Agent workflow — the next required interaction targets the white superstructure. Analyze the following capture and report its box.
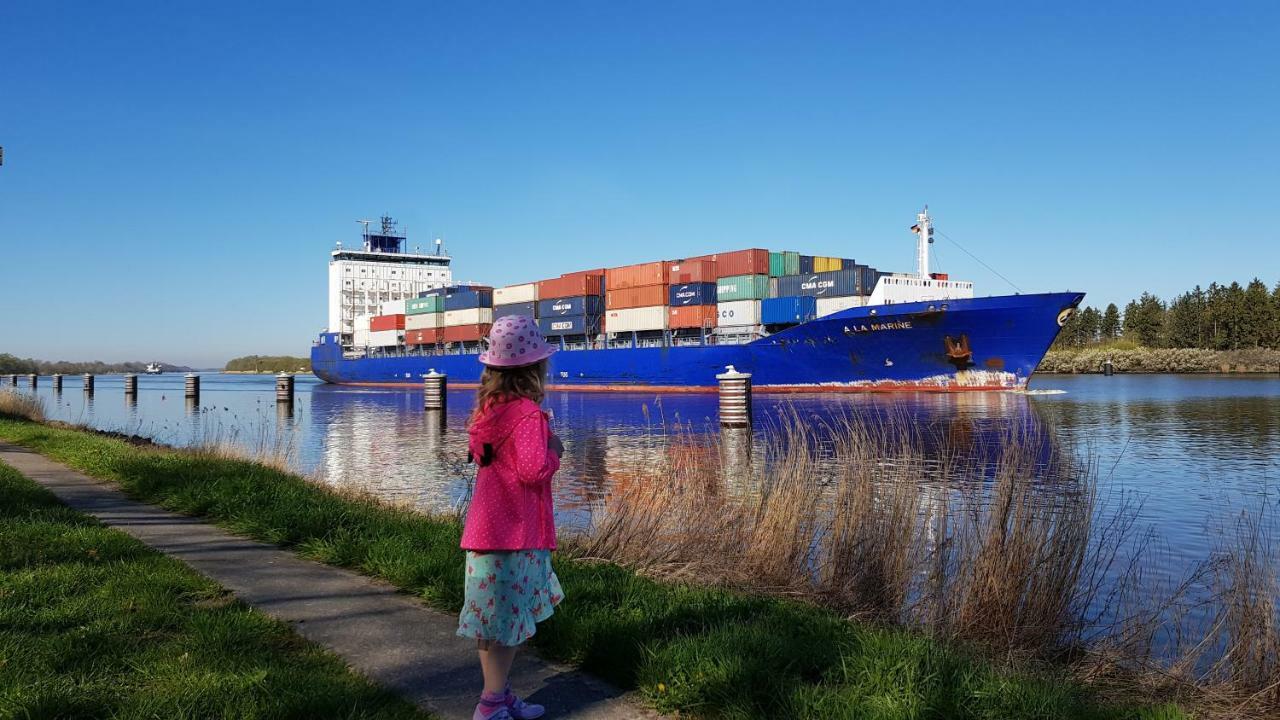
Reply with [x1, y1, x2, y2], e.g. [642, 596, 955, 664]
[864, 206, 974, 306]
[327, 216, 453, 337]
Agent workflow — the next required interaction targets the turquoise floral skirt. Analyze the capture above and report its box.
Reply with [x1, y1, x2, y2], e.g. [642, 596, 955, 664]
[457, 550, 563, 646]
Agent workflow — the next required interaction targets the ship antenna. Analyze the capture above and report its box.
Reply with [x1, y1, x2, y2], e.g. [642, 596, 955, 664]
[911, 206, 934, 278]
[357, 219, 372, 250]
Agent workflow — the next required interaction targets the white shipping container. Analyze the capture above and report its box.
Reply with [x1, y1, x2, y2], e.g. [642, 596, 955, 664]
[816, 296, 866, 317]
[355, 314, 373, 332]
[379, 299, 407, 316]
[717, 300, 762, 327]
[405, 312, 443, 331]
[494, 282, 538, 305]
[369, 329, 401, 347]
[353, 329, 371, 347]
[443, 308, 494, 327]
[606, 305, 668, 333]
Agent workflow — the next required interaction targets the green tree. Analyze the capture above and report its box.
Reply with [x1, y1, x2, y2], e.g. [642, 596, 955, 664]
[1242, 278, 1275, 348]
[1077, 306, 1101, 345]
[1100, 303, 1120, 340]
[1166, 286, 1207, 348]
[1123, 293, 1166, 347]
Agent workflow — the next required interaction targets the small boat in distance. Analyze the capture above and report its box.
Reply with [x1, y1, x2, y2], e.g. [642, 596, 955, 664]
[144, 363, 163, 375]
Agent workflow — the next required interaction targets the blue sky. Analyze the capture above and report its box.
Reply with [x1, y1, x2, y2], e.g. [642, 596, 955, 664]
[2, 1, 1277, 367]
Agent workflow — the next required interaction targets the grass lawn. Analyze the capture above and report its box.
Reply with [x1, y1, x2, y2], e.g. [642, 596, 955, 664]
[0, 459, 427, 719]
[0, 415, 1187, 719]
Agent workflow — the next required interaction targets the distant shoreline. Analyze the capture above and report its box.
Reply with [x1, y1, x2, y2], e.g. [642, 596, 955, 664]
[1039, 346, 1280, 375]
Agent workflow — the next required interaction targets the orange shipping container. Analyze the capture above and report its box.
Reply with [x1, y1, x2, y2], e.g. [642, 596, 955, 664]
[607, 285, 668, 310]
[685, 249, 769, 278]
[667, 259, 718, 284]
[537, 271, 604, 298]
[442, 324, 491, 343]
[606, 261, 668, 290]
[405, 328, 440, 345]
[370, 314, 405, 331]
[669, 305, 718, 329]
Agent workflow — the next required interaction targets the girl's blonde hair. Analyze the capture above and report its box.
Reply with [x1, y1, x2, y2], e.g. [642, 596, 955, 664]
[468, 359, 548, 426]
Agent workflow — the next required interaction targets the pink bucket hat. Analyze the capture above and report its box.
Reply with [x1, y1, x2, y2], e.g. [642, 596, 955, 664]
[478, 315, 556, 368]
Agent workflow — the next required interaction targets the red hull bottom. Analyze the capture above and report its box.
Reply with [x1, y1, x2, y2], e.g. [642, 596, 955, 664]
[333, 380, 1023, 394]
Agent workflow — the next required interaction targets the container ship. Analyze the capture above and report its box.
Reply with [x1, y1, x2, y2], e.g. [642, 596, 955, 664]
[311, 210, 1083, 392]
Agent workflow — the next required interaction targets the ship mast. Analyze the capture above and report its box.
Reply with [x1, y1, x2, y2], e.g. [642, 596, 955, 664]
[912, 206, 933, 278]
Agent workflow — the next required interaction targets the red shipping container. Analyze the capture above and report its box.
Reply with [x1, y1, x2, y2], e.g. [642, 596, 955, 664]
[606, 261, 668, 290]
[669, 305, 718, 329]
[537, 271, 604, 298]
[667, 259, 718, 284]
[442, 324, 492, 343]
[606, 285, 668, 310]
[370, 314, 406, 331]
[405, 328, 439, 345]
[683, 249, 768, 278]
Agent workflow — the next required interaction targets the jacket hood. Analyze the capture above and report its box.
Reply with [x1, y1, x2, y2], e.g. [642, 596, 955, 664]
[468, 397, 542, 449]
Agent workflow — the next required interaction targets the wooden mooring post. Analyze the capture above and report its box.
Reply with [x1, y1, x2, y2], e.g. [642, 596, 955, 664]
[184, 373, 199, 399]
[275, 373, 295, 404]
[124, 374, 138, 395]
[423, 370, 447, 412]
[1102, 359, 1115, 376]
[51, 374, 63, 392]
[716, 365, 752, 429]
[26, 374, 37, 389]
[82, 374, 94, 394]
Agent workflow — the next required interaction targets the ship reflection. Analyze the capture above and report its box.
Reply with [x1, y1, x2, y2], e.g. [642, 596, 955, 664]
[308, 384, 1052, 530]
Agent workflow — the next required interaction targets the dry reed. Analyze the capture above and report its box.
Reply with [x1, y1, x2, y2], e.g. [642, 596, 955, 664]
[0, 389, 46, 423]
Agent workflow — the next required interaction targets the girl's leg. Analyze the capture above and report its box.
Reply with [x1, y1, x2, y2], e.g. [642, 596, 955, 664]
[477, 640, 518, 694]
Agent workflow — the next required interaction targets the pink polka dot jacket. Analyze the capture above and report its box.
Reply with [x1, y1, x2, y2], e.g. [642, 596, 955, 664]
[461, 397, 560, 552]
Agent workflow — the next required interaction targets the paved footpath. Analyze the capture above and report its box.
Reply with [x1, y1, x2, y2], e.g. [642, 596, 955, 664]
[0, 443, 660, 720]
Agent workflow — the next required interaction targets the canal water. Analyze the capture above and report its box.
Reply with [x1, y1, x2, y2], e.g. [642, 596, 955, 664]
[15, 372, 1280, 602]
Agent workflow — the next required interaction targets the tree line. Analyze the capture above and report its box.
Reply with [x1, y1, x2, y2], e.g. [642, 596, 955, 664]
[224, 355, 311, 373]
[1055, 278, 1280, 350]
[0, 354, 193, 375]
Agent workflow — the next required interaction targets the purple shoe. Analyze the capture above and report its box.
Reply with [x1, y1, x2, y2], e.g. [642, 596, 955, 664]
[506, 687, 545, 719]
[473, 705, 513, 720]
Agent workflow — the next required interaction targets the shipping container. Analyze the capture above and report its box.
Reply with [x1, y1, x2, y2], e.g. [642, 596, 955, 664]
[353, 329, 370, 347]
[776, 269, 861, 298]
[443, 308, 494, 327]
[814, 256, 842, 273]
[667, 259, 717, 284]
[716, 274, 770, 301]
[816, 296, 866, 317]
[782, 251, 800, 276]
[606, 261, 668, 290]
[860, 267, 880, 294]
[840, 258, 857, 270]
[668, 305, 718, 329]
[537, 272, 604, 298]
[418, 285, 455, 298]
[538, 315, 599, 337]
[405, 312, 443, 331]
[769, 252, 786, 278]
[493, 302, 537, 320]
[716, 300, 762, 327]
[606, 306, 668, 333]
[930, 272, 950, 280]
[799, 255, 815, 274]
[494, 283, 538, 305]
[370, 314, 405, 331]
[442, 324, 491, 343]
[606, 285, 668, 310]
[444, 288, 494, 311]
[405, 328, 440, 345]
[369, 329, 401, 347]
[406, 296, 443, 314]
[768, 277, 779, 298]
[761, 296, 817, 325]
[686, 248, 769, 277]
[668, 282, 717, 306]
[379, 299, 407, 316]
[538, 295, 605, 317]
[354, 314, 373, 332]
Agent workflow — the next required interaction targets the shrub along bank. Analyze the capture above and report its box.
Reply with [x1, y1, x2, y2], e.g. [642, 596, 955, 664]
[0, 459, 425, 719]
[0, 415, 1185, 719]
[1040, 345, 1280, 374]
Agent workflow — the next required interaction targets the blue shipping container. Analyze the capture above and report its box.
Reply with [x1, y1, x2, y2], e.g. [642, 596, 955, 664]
[776, 269, 861, 298]
[538, 295, 605, 317]
[418, 285, 457, 298]
[668, 282, 717, 306]
[493, 302, 537, 320]
[761, 296, 817, 324]
[799, 255, 815, 274]
[444, 288, 494, 311]
[840, 258, 857, 270]
[539, 314, 598, 336]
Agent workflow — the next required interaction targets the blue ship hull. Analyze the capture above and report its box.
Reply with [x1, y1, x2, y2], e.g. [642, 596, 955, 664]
[311, 292, 1083, 392]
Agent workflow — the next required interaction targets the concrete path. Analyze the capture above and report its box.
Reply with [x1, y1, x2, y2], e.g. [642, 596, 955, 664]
[0, 443, 659, 720]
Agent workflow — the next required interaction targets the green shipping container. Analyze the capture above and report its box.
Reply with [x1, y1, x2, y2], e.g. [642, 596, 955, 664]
[717, 273, 771, 301]
[769, 252, 784, 277]
[783, 251, 800, 276]
[406, 296, 443, 314]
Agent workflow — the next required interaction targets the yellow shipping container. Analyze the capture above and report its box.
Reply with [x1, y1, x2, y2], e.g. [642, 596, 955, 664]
[815, 256, 841, 272]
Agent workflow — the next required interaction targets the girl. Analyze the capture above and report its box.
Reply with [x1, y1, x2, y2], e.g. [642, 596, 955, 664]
[458, 315, 564, 720]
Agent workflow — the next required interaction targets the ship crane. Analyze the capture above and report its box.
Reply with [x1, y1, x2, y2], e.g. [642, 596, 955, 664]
[911, 206, 934, 278]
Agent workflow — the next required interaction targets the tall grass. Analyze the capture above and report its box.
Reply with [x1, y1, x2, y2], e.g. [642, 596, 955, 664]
[572, 405, 1280, 717]
[0, 389, 45, 422]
